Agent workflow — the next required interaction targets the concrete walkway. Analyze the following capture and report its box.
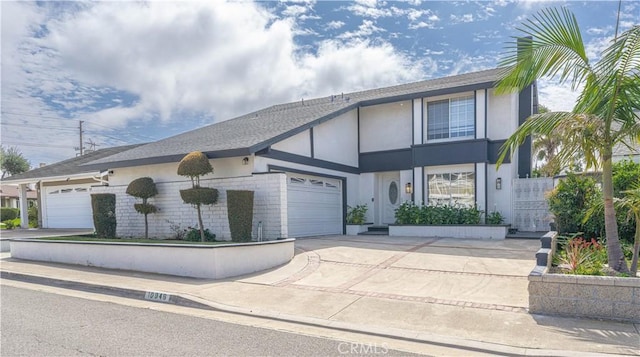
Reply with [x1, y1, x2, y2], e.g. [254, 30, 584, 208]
[1, 235, 638, 356]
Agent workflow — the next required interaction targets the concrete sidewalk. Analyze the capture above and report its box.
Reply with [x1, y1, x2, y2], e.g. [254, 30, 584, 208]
[1, 236, 638, 356]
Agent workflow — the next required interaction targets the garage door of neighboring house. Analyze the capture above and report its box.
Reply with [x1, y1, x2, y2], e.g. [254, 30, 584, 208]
[44, 184, 94, 229]
[287, 173, 343, 237]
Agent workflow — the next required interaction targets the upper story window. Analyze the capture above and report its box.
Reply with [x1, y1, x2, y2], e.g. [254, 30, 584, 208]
[426, 95, 475, 141]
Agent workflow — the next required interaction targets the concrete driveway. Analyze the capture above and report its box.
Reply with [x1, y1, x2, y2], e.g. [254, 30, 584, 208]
[240, 235, 539, 311]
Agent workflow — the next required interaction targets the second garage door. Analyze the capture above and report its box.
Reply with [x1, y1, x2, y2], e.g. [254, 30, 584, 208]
[44, 184, 94, 229]
[287, 173, 343, 237]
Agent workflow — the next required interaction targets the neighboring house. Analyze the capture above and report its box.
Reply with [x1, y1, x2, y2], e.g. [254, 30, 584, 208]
[0, 185, 37, 209]
[3, 68, 536, 238]
[612, 141, 640, 164]
[2, 145, 142, 228]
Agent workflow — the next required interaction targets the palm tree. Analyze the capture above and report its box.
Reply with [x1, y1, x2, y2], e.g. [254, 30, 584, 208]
[496, 7, 640, 273]
[533, 133, 561, 176]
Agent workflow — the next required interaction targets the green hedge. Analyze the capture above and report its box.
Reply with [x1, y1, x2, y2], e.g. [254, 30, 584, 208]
[395, 202, 482, 225]
[91, 193, 116, 238]
[180, 187, 219, 206]
[1, 208, 19, 221]
[227, 190, 254, 242]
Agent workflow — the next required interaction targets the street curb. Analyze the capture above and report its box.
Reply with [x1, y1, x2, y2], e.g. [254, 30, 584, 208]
[1, 270, 633, 357]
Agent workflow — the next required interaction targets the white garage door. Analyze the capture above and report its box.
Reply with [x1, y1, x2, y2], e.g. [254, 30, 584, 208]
[287, 173, 343, 237]
[44, 185, 94, 229]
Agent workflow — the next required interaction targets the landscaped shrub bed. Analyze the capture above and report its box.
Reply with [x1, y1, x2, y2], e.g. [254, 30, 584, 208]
[552, 234, 635, 276]
[395, 202, 483, 225]
[548, 161, 639, 245]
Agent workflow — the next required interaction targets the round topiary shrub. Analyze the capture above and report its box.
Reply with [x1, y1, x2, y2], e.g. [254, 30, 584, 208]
[126, 177, 158, 199]
[126, 177, 158, 239]
[177, 151, 213, 185]
[179, 188, 219, 206]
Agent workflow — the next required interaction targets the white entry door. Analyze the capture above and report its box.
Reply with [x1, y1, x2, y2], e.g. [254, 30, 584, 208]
[286, 173, 343, 237]
[43, 184, 94, 229]
[379, 172, 400, 224]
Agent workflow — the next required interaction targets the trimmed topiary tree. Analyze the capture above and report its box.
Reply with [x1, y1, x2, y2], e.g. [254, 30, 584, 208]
[126, 177, 158, 239]
[227, 190, 254, 242]
[177, 151, 218, 242]
[90, 193, 116, 238]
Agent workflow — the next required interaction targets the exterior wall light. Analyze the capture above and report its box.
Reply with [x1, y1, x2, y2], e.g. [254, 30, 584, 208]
[242, 157, 249, 165]
[405, 182, 413, 194]
[496, 177, 502, 190]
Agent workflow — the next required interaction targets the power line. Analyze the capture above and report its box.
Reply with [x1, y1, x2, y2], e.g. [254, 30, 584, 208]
[0, 122, 78, 131]
[1, 141, 75, 149]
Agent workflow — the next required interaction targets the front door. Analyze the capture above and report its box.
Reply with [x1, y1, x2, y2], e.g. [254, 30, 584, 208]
[379, 172, 400, 225]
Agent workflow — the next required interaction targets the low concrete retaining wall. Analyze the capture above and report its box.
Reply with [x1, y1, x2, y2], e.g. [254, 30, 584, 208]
[346, 224, 372, 236]
[1, 239, 9, 252]
[528, 232, 640, 322]
[389, 224, 508, 239]
[10, 238, 295, 279]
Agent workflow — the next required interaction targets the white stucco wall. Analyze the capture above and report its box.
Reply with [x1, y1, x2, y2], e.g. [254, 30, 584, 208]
[475, 162, 487, 217]
[487, 163, 514, 224]
[94, 172, 287, 240]
[272, 130, 311, 157]
[360, 101, 412, 152]
[399, 169, 413, 204]
[108, 157, 254, 186]
[313, 110, 359, 167]
[413, 98, 423, 145]
[357, 173, 375, 223]
[487, 89, 518, 140]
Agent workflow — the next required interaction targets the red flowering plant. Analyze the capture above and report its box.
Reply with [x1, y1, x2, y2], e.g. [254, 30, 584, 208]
[557, 237, 606, 275]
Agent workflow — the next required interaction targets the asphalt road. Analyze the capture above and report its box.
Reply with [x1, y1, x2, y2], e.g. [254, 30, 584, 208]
[1, 285, 424, 357]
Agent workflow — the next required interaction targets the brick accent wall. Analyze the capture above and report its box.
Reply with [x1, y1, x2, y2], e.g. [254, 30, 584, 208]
[93, 173, 287, 240]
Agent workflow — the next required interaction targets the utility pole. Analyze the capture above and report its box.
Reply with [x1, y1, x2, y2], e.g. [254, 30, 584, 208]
[79, 120, 84, 156]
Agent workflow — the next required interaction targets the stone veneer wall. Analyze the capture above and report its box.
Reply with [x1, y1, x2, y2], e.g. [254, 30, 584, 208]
[528, 232, 640, 322]
[93, 173, 287, 240]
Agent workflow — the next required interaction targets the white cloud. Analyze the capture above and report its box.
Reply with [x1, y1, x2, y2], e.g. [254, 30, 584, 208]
[2, 1, 427, 164]
[325, 20, 345, 30]
[537, 78, 581, 112]
[337, 19, 385, 40]
[450, 13, 474, 24]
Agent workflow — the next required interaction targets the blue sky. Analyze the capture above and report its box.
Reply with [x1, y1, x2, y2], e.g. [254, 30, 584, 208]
[1, 0, 638, 167]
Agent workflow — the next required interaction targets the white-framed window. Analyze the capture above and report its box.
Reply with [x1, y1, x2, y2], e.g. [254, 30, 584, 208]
[426, 164, 475, 206]
[425, 95, 475, 141]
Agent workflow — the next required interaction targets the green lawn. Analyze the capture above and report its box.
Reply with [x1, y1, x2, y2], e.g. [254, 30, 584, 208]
[36, 236, 231, 245]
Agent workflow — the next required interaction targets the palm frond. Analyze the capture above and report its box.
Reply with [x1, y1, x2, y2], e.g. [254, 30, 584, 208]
[496, 7, 592, 94]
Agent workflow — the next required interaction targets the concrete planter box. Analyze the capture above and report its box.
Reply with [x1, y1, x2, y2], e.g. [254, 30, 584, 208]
[1, 239, 9, 252]
[389, 224, 508, 239]
[10, 238, 295, 279]
[346, 223, 373, 236]
[529, 232, 640, 322]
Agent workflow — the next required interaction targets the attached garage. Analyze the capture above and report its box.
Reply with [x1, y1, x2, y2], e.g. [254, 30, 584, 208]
[286, 173, 343, 237]
[43, 184, 94, 229]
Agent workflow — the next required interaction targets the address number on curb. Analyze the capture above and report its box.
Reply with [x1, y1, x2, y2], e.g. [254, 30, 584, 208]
[144, 291, 171, 302]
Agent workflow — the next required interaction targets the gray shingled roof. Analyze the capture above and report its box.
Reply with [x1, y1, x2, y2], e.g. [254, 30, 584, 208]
[86, 67, 506, 168]
[2, 144, 143, 183]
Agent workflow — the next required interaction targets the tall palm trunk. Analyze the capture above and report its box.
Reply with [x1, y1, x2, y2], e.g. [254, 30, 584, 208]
[601, 151, 629, 273]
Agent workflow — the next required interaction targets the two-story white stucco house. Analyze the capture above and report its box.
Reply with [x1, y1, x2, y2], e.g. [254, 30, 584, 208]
[5, 68, 537, 239]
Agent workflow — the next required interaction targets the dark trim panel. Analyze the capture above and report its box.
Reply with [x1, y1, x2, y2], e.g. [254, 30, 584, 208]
[267, 164, 347, 235]
[413, 139, 487, 166]
[259, 149, 359, 174]
[359, 148, 412, 172]
[488, 140, 510, 164]
[309, 127, 315, 158]
[518, 85, 533, 178]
